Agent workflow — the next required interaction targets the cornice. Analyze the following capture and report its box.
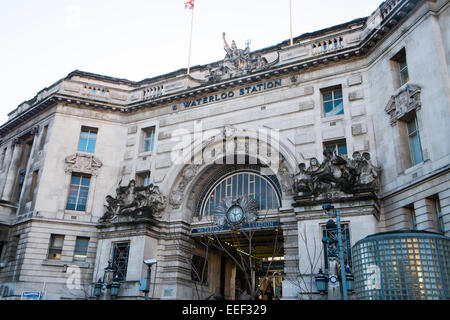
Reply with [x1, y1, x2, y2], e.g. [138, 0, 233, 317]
[0, 0, 423, 136]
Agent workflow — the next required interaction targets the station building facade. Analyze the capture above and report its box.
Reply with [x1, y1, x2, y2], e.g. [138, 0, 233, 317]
[0, 0, 448, 300]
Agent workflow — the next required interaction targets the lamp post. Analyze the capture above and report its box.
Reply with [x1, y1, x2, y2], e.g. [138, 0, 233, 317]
[142, 259, 157, 300]
[322, 204, 348, 300]
[93, 260, 121, 300]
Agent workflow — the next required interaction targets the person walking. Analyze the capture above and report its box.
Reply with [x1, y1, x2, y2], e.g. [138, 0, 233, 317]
[264, 282, 274, 301]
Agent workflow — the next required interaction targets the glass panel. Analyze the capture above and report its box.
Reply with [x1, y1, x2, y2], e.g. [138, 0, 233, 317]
[261, 179, 267, 210]
[71, 175, 81, 185]
[81, 176, 91, 187]
[334, 89, 343, 99]
[232, 175, 238, 198]
[337, 143, 347, 155]
[407, 118, 417, 134]
[86, 140, 96, 153]
[255, 176, 261, 208]
[244, 174, 248, 194]
[409, 134, 423, 165]
[238, 174, 243, 196]
[334, 99, 344, 115]
[78, 138, 87, 152]
[323, 91, 332, 101]
[324, 101, 334, 115]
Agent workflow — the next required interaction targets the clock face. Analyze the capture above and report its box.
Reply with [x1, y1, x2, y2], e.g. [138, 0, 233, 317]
[329, 275, 338, 284]
[227, 205, 244, 224]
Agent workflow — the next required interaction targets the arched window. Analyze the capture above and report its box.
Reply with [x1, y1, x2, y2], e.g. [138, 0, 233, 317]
[201, 171, 281, 217]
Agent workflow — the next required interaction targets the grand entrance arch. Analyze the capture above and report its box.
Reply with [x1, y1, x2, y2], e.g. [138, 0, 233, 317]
[161, 127, 298, 300]
[187, 162, 286, 300]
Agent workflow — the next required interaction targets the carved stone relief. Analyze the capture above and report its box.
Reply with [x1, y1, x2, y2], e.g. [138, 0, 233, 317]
[294, 150, 380, 197]
[385, 83, 421, 125]
[100, 179, 167, 223]
[64, 153, 103, 176]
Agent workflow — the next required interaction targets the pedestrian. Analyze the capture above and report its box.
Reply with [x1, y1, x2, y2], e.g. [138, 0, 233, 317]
[264, 282, 274, 301]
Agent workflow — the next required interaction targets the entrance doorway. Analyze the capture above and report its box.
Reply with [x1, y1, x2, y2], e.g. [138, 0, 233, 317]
[192, 226, 284, 300]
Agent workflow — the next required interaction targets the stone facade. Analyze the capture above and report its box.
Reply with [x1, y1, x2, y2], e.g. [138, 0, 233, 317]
[0, 0, 448, 300]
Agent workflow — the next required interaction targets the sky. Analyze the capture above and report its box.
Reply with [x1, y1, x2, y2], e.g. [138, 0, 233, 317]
[0, 0, 383, 124]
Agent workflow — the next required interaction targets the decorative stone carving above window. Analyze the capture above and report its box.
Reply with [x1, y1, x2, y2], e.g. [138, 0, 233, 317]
[64, 153, 103, 176]
[385, 83, 421, 125]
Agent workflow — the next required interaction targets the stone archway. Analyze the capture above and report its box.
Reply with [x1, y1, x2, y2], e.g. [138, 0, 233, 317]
[155, 126, 299, 299]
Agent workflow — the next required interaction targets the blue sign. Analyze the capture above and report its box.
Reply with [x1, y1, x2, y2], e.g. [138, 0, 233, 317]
[191, 220, 280, 235]
[21, 291, 42, 300]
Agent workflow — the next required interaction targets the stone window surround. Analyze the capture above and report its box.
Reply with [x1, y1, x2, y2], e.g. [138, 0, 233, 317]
[320, 85, 345, 118]
[137, 123, 158, 157]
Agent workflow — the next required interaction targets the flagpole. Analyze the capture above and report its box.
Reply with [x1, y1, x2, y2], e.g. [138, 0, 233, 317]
[187, 7, 195, 75]
[290, 0, 294, 46]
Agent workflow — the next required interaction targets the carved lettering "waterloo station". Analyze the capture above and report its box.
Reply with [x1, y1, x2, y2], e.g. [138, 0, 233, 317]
[183, 79, 282, 108]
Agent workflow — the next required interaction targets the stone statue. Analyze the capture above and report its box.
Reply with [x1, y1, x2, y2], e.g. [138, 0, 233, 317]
[100, 180, 167, 223]
[293, 151, 380, 196]
[223, 32, 248, 70]
[208, 33, 270, 82]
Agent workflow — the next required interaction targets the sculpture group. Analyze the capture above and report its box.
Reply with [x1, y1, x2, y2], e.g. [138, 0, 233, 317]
[294, 151, 380, 197]
[100, 180, 167, 222]
[207, 33, 271, 82]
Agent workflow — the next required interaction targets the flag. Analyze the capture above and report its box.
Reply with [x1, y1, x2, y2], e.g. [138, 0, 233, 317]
[185, 0, 195, 10]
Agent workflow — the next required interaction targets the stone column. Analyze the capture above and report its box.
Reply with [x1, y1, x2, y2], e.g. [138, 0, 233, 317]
[413, 199, 439, 232]
[0, 146, 13, 196]
[280, 210, 299, 300]
[438, 189, 450, 237]
[2, 142, 23, 202]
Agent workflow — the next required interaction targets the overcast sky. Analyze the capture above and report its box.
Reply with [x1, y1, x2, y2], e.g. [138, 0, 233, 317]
[0, 0, 383, 124]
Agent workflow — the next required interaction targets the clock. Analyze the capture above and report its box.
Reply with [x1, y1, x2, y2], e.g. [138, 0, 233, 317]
[227, 205, 244, 224]
[329, 275, 338, 284]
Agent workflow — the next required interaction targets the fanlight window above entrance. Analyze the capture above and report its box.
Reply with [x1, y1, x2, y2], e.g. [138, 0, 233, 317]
[201, 171, 281, 217]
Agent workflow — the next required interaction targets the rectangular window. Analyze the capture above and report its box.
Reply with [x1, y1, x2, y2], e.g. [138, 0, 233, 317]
[8, 236, 20, 263]
[322, 86, 344, 117]
[0, 241, 4, 262]
[191, 255, 208, 284]
[73, 237, 89, 261]
[28, 170, 39, 202]
[39, 125, 48, 151]
[0, 148, 6, 169]
[142, 127, 155, 153]
[78, 127, 98, 153]
[322, 224, 351, 270]
[48, 235, 64, 260]
[435, 199, 445, 233]
[398, 50, 409, 86]
[112, 242, 130, 281]
[66, 174, 91, 211]
[136, 171, 151, 187]
[324, 139, 347, 156]
[407, 115, 423, 166]
[410, 208, 417, 230]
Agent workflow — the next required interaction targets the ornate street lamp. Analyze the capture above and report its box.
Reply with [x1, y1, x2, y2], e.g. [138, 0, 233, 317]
[110, 276, 121, 298]
[322, 204, 349, 300]
[345, 266, 355, 293]
[94, 278, 102, 298]
[93, 260, 121, 299]
[314, 268, 328, 293]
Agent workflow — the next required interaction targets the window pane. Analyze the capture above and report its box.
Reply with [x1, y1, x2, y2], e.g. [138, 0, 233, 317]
[337, 143, 347, 155]
[78, 138, 87, 152]
[324, 101, 334, 115]
[334, 99, 344, 115]
[86, 140, 96, 153]
[81, 177, 91, 187]
[409, 134, 423, 165]
[334, 89, 343, 99]
[323, 91, 332, 101]
[71, 175, 81, 185]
